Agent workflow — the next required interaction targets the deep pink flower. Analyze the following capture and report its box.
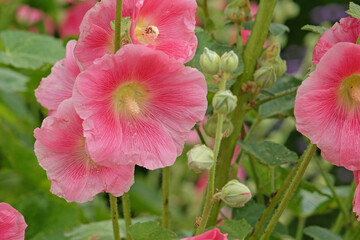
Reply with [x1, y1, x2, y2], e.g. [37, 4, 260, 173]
[59, 0, 96, 38]
[35, 40, 80, 113]
[34, 99, 135, 203]
[16, 5, 43, 25]
[313, 17, 360, 65]
[72, 44, 207, 169]
[75, 0, 197, 69]
[181, 228, 228, 240]
[0, 203, 27, 240]
[295, 42, 360, 171]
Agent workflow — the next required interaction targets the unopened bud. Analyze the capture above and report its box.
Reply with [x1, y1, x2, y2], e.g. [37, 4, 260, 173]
[218, 180, 251, 208]
[273, 56, 287, 77]
[260, 43, 281, 63]
[220, 51, 239, 73]
[212, 90, 237, 114]
[200, 48, 220, 75]
[187, 145, 214, 173]
[254, 66, 277, 89]
[204, 116, 234, 138]
[224, 0, 252, 24]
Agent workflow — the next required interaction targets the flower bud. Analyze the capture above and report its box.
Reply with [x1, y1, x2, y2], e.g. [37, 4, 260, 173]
[187, 145, 214, 173]
[273, 56, 287, 77]
[254, 66, 277, 89]
[212, 90, 237, 114]
[203, 116, 234, 138]
[200, 47, 220, 75]
[260, 43, 281, 62]
[219, 180, 251, 208]
[220, 51, 239, 73]
[224, 0, 252, 24]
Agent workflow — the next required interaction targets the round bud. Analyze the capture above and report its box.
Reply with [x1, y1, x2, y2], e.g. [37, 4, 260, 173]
[220, 51, 239, 73]
[273, 56, 287, 77]
[212, 90, 238, 114]
[204, 116, 234, 138]
[224, 0, 252, 24]
[187, 145, 214, 174]
[254, 66, 277, 89]
[219, 180, 251, 208]
[200, 47, 221, 75]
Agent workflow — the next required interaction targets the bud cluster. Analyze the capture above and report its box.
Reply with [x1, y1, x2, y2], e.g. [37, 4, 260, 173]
[224, 0, 252, 25]
[200, 48, 239, 75]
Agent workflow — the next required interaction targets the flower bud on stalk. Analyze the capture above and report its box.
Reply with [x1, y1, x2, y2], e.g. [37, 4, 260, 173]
[220, 51, 239, 73]
[212, 90, 238, 114]
[254, 66, 277, 89]
[204, 115, 234, 138]
[200, 48, 220, 75]
[217, 180, 251, 208]
[224, 0, 252, 24]
[187, 145, 214, 173]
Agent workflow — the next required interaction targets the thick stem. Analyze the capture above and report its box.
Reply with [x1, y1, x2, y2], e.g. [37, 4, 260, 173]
[114, 0, 123, 53]
[203, 0, 209, 18]
[109, 194, 121, 240]
[208, 0, 278, 226]
[122, 192, 132, 240]
[162, 167, 170, 229]
[260, 144, 317, 240]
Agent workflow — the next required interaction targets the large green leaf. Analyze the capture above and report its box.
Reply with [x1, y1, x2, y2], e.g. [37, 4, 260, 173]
[301, 25, 328, 35]
[346, 2, 360, 19]
[232, 200, 265, 227]
[304, 226, 343, 240]
[0, 30, 65, 69]
[243, 21, 289, 36]
[239, 141, 298, 167]
[300, 190, 331, 216]
[128, 221, 177, 240]
[0, 67, 29, 92]
[218, 220, 252, 240]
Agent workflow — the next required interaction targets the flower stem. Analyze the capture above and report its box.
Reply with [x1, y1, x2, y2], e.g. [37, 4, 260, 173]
[162, 167, 170, 229]
[255, 87, 298, 107]
[259, 144, 317, 240]
[295, 216, 306, 240]
[122, 192, 132, 240]
[114, 0, 123, 53]
[109, 194, 121, 240]
[203, 0, 209, 18]
[195, 124, 207, 146]
[270, 167, 275, 193]
[249, 154, 264, 205]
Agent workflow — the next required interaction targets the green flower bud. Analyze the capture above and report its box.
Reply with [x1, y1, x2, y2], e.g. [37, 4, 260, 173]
[254, 66, 277, 89]
[212, 90, 238, 114]
[259, 43, 281, 63]
[187, 145, 214, 173]
[224, 0, 252, 24]
[273, 56, 287, 77]
[220, 51, 239, 73]
[200, 47, 220, 75]
[219, 180, 251, 208]
[203, 116, 234, 138]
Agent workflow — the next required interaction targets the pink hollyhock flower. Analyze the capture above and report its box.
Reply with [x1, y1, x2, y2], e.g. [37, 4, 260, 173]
[75, 0, 197, 69]
[72, 44, 207, 170]
[59, 0, 96, 38]
[35, 40, 80, 113]
[294, 42, 360, 171]
[181, 228, 228, 240]
[0, 203, 27, 240]
[313, 17, 360, 65]
[34, 99, 135, 203]
[16, 5, 44, 25]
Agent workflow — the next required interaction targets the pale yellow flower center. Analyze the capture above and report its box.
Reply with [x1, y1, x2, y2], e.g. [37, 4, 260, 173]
[135, 24, 159, 44]
[339, 74, 360, 109]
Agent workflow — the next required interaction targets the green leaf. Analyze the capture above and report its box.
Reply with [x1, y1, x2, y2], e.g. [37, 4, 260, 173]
[239, 141, 298, 167]
[300, 190, 331, 216]
[232, 200, 265, 227]
[0, 30, 65, 69]
[0, 67, 28, 92]
[218, 220, 252, 240]
[346, 2, 360, 19]
[128, 221, 177, 240]
[243, 21, 289, 36]
[301, 24, 328, 35]
[258, 76, 301, 118]
[304, 226, 343, 240]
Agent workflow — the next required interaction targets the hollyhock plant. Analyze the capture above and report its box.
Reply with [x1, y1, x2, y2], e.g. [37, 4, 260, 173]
[181, 228, 228, 240]
[294, 42, 360, 171]
[75, 0, 197, 69]
[35, 40, 80, 113]
[34, 99, 135, 203]
[72, 44, 207, 170]
[312, 17, 360, 65]
[0, 203, 27, 240]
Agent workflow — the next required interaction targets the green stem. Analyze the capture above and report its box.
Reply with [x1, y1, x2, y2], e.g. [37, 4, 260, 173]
[260, 144, 317, 240]
[249, 154, 264, 205]
[195, 124, 207, 146]
[315, 158, 349, 221]
[203, 0, 209, 18]
[270, 167, 275, 193]
[249, 144, 316, 240]
[109, 194, 121, 240]
[122, 192, 132, 240]
[114, 0, 123, 53]
[295, 216, 306, 240]
[162, 167, 170, 229]
[208, 0, 277, 226]
[256, 87, 298, 107]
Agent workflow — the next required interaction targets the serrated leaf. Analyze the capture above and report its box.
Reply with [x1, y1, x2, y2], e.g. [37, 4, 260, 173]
[301, 24, 328, 35]
[346, 2, 360, 19]
[0, 30, 65, 69]
[0, 67, 28, 92]
[239, 141, 298, 167]
[304, 226, 343, 240]
[243, 21, 289, 36]
[218, 220, 252, 240]
[128, 221, 177, 240]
